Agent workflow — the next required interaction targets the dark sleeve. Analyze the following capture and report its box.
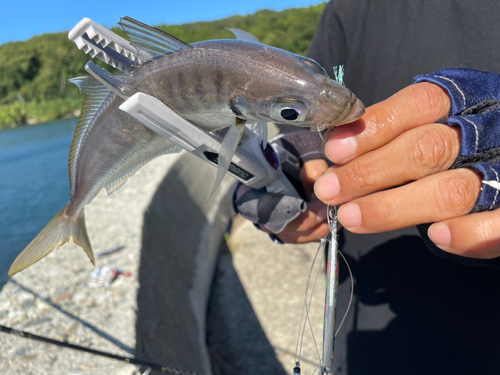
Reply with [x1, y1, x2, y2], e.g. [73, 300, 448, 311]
[271, 131, 326, 167]
[306, 0, 348, 78]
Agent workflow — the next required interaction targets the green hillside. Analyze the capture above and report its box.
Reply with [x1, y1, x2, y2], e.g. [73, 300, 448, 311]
[0, 3, 326, 130]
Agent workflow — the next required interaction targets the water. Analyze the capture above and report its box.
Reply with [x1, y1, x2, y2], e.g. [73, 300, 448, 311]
[0, 118, 78, 284]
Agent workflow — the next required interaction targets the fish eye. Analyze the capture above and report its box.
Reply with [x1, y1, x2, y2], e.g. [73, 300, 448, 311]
[281, 108, 299, 121]
[270, 100, 308, 123]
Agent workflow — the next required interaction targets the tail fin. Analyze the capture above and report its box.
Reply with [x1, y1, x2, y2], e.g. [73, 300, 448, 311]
[8, 207, 94, 276]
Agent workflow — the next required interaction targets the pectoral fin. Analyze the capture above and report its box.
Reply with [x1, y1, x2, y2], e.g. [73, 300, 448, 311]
[250, 122, 269, 146]
[207, 119, 245, 203]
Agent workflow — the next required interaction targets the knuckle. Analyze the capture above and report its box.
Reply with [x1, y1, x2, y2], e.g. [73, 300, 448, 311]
[475, 214, 500, 240]
[461, 220, 500, 259]
[435, 173, 477, 216]
[344, 159, 378, 190]
[477, 220, 496, 244]
[411, 83, 450, 120]
[371, 199, 399, 229]
[407, 126, 457, 175]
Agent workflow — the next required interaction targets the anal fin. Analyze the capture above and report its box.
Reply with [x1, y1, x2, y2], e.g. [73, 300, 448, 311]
[207, 119, 245, 203]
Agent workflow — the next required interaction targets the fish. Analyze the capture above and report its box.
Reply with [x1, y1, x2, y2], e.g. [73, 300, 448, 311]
[8, 17, 364, 276]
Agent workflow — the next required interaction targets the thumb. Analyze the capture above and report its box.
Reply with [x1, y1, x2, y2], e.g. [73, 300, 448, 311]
[300, 159, 329, 201]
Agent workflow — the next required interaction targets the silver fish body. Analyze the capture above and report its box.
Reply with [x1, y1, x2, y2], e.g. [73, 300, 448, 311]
[128, 39, 363, 131]
[9, 23, 364, 276]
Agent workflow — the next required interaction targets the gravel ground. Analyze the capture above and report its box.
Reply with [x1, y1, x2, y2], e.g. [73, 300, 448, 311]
[207, 217, 328, 375]
[0, 154, 182, 375]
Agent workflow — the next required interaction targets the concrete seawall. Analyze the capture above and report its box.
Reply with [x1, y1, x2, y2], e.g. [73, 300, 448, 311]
[0, 151, 235, 374]
[134, 152, 235, 374]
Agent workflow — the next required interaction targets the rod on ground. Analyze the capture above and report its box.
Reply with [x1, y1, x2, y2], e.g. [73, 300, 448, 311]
[0, 325, 200, 375]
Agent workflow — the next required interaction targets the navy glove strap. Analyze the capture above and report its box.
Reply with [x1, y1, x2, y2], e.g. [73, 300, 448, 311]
[415, 68, 500, 213]
[415, 68, 500, 268]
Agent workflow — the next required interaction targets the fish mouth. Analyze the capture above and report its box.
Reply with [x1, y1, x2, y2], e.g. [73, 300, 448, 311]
[337, 95, 365, 126]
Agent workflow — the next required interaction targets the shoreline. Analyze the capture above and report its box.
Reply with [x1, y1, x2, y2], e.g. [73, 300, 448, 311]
[0, 110, 80, 131]
[25, 109, 81, 126]
[0, 100, 83, 131]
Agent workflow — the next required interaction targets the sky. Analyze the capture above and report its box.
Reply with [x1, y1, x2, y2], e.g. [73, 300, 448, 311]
[1, 0, 325, 45]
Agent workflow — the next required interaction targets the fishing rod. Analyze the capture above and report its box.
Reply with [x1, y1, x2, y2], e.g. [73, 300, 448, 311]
[0, 324, 200, 375]
[321, 206, 340, 374]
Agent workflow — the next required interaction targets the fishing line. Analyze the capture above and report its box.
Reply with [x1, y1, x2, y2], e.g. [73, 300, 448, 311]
[299, 241, 325, 364]
[335, 250, 354, 336]
[310, 364, 320, 375]
[294, 240, 325, 366]
[318, 131, 325, 142]
[0, 325, 200, 375]
[305, 300, 322, 365]
[294, 203, 355, 375]
[295, 240, 325, 365]
[293, 240, 322, 362]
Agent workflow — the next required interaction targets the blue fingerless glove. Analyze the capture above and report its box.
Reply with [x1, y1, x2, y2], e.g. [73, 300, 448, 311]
[415, 68, 500, 269]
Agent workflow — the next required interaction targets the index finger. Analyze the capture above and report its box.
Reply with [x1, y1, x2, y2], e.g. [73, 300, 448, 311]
[323, 83, 452, 164]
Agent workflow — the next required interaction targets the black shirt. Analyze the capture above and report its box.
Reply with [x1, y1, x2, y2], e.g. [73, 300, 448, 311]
[303, 1, 500, 374]
[308, 0, 500, 106]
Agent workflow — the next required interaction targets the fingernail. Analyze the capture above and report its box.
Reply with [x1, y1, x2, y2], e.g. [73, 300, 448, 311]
[325, 129, 358, 163]
[314, 173, 340, 202]
[315, 206, 328, 223]
[428, 223, 451, 248]
[338, 203, 362, 228]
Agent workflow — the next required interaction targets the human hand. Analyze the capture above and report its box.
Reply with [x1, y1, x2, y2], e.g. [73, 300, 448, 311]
[314, 82, 500, 259]
[236, 158, 330, 243]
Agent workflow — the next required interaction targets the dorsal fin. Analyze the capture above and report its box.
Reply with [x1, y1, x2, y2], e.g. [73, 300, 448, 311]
[119, 16, 193, 60]
[68, 75, 121, 194]
[226, 28, 260, 43]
